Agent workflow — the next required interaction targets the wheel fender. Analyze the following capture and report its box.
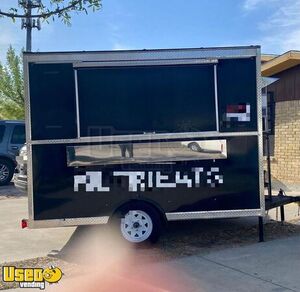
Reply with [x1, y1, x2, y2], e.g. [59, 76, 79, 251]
[109, 198, 167, 227]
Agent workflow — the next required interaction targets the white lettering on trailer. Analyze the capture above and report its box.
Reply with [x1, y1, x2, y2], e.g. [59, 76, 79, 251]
[156, 172, 176, 188]
[74, 171, 110, 192]
[74, 168, 224, 192]
[74, 175, 87, 192]
[113, 171, 145, 192]
[148, 171, 153, 188]
[192, 167, 204, 187]
[175, 172, 192, 187]
[207, 167, 223, 187]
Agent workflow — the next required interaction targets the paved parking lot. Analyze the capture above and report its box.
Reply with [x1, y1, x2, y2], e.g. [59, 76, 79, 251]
[153, 235, 300, 292]
[2, 183, 300, 291]
[0, 184, 75, 263]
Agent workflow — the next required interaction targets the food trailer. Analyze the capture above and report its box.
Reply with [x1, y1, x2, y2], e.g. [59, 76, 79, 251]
[22, 46, 265, 243]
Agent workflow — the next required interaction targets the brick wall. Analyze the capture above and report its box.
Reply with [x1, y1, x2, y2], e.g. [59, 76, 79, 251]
[271, 100, 300, 182]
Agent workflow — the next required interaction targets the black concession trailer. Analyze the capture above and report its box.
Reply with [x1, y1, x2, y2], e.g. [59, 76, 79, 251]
[23, 46, 264, 243]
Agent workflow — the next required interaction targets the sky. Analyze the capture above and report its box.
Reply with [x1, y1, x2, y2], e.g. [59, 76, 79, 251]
[1, 0, 300, 62]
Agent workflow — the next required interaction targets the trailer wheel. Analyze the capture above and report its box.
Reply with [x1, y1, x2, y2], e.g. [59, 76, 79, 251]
[188, 142, 202, 152]
[111, 202, 162, 244]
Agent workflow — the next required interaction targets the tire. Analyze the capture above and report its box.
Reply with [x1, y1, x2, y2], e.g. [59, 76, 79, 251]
[188, 142, 202, 152]
[0, 159, 14, 186]
[110, 202, 162, 244]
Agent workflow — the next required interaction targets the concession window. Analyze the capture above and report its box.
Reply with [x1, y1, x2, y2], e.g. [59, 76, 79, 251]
[76, 64, 217, 137]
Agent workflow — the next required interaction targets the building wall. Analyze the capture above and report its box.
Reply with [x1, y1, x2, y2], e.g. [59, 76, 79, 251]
[270, 100, 300, 183]
[265, 64, 300, 184]
[268, 64, 300, 102]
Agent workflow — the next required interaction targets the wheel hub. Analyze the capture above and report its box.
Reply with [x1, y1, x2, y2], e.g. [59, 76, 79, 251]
[133, 222, 140, 228]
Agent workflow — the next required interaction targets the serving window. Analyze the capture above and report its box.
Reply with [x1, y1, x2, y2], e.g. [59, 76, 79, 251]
[76, 64, 217, 137]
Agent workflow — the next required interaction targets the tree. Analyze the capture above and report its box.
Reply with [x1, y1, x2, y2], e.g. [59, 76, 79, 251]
[0, 47, 24, 120]
[0, 1, 101, 24]
[0, 0, 102, 51]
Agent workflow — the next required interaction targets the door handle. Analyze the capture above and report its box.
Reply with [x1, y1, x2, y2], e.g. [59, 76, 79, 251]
[11, 146, 18, 150]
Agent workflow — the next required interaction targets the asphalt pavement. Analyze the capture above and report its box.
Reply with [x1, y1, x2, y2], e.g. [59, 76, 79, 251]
[151, 235, 300, 292]
[2, 183, 300, 291]
[0, 185, 75, 263]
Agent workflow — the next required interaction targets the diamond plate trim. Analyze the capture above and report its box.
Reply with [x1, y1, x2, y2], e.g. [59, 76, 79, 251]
[23, 55, 34, 220]
[27, 216, 109, 228]
[29, 131, 259, 145]
[166, 209, 264, 221]
[256, 47, 265, 214]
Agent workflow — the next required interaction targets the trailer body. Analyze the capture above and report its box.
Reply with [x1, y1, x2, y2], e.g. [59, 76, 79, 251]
[23, 46, 264, 231]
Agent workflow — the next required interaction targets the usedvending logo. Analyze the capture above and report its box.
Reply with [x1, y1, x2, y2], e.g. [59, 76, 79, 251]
[74, 167, 223, 192]
[2, 266, 63, 290]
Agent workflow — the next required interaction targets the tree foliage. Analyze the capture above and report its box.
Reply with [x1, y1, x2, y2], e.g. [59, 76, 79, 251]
[0, 0, 101, 25]
[0, 1, 102, 119]
[0, 47, 24, 120]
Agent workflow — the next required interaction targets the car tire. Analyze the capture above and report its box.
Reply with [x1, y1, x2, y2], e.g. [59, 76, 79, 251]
[110, 202, 162, 244]
[0, 159, 14, 186]
[188, 142, 202, 152]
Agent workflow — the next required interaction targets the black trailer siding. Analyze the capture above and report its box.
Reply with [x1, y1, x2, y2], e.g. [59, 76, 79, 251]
[29, 63, 77, 140]
[27, 58, 258, 142]
[32, 136, 260, 220]
[217, 58, 257, 132]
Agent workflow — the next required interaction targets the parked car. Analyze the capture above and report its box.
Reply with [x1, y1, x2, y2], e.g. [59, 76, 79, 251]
[14, 144, 27, 192]
[0, 120, 25, 185]
[181, 140, 225, 153]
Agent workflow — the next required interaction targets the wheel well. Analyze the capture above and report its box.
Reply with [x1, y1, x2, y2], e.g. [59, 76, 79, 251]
[188, 142, 202, 150]
[110, 199, 168, 227]
[188, 142, 198, 146]
[0, 156, 15, 167]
